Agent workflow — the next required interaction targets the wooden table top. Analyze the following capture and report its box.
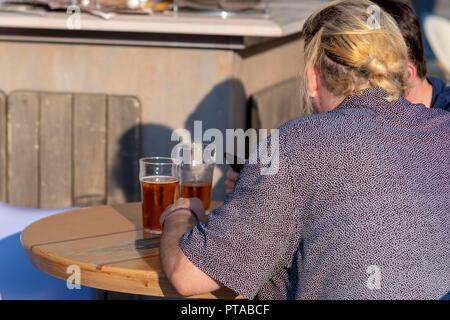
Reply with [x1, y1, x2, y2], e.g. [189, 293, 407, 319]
[21, 201, 243, 299]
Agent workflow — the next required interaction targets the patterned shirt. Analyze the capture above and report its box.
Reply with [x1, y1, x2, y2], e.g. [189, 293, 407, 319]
[179, 88, 450, 300]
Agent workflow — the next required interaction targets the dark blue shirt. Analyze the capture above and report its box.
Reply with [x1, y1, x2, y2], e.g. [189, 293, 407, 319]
[428, 76, 450, 111]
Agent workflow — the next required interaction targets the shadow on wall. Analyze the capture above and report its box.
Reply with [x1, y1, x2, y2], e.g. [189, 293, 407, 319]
[184, 78, 247, 201]
[113, 78, 247, 203]
[112, 124, 174, 203]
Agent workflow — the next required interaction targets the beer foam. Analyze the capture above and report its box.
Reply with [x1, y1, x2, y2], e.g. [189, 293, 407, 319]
[140, 175, 179, 184]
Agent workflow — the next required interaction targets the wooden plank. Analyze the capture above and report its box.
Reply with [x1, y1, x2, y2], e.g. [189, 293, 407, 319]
[106, 95, 142, 204]
[7, 91, 40, 208]
[22, 203, 143, 247]
[32, 230, 159, 267]
[39, 92, 72, 208]
[0, 91, 6, 203]
[73, 94, 107, 207]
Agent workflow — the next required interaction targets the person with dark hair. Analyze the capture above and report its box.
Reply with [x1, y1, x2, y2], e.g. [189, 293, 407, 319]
[371, 0, 449, 111]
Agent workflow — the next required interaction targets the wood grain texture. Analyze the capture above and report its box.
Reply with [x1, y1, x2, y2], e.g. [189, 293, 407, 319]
[7, 91, 40, 208]
[73, 94, 107, 207]
[21, 201, 243, 299]
[39, 92, 73, 208]
[4, 91, 142, 208]
[0, 91, 6, 202]
[106, 95, 142, 205]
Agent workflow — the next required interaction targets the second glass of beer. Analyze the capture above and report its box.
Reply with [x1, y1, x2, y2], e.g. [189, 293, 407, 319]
[140, 157, 179, 234]
[180, 143, 215, 210]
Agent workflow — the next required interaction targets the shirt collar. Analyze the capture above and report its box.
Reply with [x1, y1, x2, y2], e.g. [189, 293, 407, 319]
[336, 87, 410, 114]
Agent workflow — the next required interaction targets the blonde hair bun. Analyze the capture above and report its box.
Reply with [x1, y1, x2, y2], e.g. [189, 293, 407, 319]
[365, 57, 388, 77]
[300, 0, 409, 105]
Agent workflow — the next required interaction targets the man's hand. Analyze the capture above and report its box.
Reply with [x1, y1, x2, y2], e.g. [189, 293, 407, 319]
[160, 197, 207, 227]
[225, 168, 240, 195]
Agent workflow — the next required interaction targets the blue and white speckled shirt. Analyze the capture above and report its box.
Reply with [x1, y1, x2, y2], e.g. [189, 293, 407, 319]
[179, 88, 450, 300]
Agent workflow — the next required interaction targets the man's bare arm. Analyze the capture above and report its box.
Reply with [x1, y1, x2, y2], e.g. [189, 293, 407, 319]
[159, 199, 221, 296]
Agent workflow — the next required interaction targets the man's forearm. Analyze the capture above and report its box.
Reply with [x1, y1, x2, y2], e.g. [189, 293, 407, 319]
[160, 209, 222, 296]
[160, 210, 197, 283]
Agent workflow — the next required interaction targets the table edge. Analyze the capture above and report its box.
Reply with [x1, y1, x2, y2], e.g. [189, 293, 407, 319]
[20, 203, 243, 299]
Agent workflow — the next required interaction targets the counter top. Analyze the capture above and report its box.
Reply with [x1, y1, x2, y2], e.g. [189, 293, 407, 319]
[0, 1, 327, 37]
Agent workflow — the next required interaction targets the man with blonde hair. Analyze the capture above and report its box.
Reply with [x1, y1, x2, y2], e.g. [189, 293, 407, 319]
[225, 0, 450, 196]
[159, 0, 449, 300]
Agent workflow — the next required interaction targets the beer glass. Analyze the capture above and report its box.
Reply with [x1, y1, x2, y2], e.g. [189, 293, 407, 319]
[139, 157, 179, 234]
[179, 143, 216, 210]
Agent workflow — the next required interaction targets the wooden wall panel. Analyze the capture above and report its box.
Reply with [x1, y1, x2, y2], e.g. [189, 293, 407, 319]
[4, 91, 141, 208]
[107, 95, 142, 204]
[73, 94, 107, 207]
[39, 92, 73, 208]
[7, 92, 40, 208]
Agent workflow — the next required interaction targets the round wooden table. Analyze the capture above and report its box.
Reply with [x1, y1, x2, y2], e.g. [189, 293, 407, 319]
[21, 201, 242, 299]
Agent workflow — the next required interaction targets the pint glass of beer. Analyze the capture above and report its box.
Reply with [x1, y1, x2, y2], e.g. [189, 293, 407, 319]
[179, 143, 216, 210]
[139, 157, 179, 234]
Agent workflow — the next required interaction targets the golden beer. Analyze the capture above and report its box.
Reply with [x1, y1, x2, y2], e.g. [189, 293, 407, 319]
[180, 181, 212, 210]
[141, 176, 179, 233]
